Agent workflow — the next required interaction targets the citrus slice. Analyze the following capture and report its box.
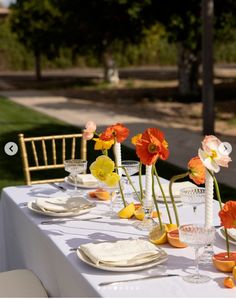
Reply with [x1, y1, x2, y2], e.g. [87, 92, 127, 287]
[166, 223, 178, 232]
[232, 266, 236, 280]
[224, 277, 235, 288]
[167, 229, 188, 248]
[94, 188, 110, 201]
[118, 203, 135, 219]
[134, 206, 145, 221]
[149, 224, 168, 245]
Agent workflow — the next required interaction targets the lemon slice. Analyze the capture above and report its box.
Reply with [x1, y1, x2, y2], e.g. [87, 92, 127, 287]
[118, 203, 135, 219]
[166, 223, 178, 232]
[134, 206, 145, 221]
[149, 224, 168, 245]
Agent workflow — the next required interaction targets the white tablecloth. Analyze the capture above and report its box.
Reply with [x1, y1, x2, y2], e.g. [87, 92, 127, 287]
[0, 178, 235, 298]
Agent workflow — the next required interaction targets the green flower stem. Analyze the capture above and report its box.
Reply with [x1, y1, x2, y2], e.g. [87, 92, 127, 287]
[102, 149, 108, 156]
[169, 172, 189, 226]
[118, 179, 126, 207]
[209, 170, 230, 257]
[139, 162, 144, 200]
[118, 166, 143, 204]
[153, 166, 172, 224]
[152, 167, 163, 230]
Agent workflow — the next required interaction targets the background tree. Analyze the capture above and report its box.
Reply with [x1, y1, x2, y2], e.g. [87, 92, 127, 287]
[57, 0, 150, 83]
[10, 0, 62, 80]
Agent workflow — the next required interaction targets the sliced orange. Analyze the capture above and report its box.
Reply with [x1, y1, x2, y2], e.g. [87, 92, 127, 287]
[232, 266, 236, 280]
[167, 229, 188, 248]
[88, 191, 97, 198]
[118, 203, 135, 219]
[149, 224, 168, 245]
[224, 277, 235, 288]
[94, 188, 110, 201]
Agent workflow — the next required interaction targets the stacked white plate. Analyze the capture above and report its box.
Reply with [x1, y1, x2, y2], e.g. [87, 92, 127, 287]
[77, 239, 168, 272]
[27, 196, 95, 217]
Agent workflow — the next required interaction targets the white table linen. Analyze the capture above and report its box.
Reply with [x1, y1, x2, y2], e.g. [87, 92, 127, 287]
[0, 178, 235, 298]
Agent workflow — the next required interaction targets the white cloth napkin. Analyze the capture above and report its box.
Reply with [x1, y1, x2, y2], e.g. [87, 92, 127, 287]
[35, 197, 90, 213]
[80, 239, 163, 266]
[154, 181, 197, 197]
[69, 174, 98, 186]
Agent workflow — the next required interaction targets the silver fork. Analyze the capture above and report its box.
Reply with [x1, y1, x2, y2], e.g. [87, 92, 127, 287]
[50, 183, 67, 192]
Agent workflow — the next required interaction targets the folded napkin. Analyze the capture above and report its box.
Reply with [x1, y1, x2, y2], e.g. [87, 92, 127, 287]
[154, 181, 197, 197]
[80, 239, 163, 266]
[227, 228, 236, 241]
[35, 197, 91, 213]
[69, 174, 98, 186]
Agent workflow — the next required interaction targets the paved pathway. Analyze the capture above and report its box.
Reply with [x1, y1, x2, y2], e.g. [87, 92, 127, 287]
[1, 89, 235, 189]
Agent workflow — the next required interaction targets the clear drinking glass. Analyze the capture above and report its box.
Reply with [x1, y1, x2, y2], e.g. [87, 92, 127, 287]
[64, 159, 87, 196]
[121, 160, 139, 196]
[134, 199, 156, 231]
[180, 187, 205, 214]
[179, 224, 215, 284]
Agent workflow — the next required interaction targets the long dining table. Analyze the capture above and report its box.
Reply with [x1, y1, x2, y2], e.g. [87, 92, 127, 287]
[0, 177, 235, 298]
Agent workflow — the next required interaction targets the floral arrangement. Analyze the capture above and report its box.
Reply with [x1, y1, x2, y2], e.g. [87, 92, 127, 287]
[83, 121, 130, 206]
[83, 121, 233, 243]
[197, 135, 232, 257]
[169, 156, 206, 226]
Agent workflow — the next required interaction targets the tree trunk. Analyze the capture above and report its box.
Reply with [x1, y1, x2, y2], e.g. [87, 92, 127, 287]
[177, 43, 200, 96]
[202, 0, 215, 135]
[103, 52, 119, 84]
[34, 50, 42, 81]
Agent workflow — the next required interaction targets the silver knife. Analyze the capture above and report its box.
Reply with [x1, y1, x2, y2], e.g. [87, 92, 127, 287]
[99, 274, 179, 286]
[41, 216, 102, 225]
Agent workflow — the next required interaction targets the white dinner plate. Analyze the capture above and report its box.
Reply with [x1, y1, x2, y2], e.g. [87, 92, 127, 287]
[76, 248, 168, 272]
[217, 227, 236, 246]
[27, 201, 92, 217]
[65, 176, 120, 191]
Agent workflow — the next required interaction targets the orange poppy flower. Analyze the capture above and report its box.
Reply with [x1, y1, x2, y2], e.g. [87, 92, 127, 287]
[219, 201, 236, 228]
[100, 123, 129, 143]
[188, 156, 206, 185]
[136, 128, 169, 165]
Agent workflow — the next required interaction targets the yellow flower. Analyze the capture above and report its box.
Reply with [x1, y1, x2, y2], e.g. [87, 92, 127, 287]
[131, 133, 142, 145]
[105, 172, 120, 187]
[90, 155, 119, 186]
[93, 137, 114, 150]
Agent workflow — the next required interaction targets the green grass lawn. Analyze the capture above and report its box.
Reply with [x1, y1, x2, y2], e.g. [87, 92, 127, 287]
[0, 96, 235, 201]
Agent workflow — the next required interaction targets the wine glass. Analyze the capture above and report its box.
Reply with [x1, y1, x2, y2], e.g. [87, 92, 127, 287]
[134, 198, 156, 231]
[179, 224, 215, 283]
[64, 159, 87, 196]
[180, 187, 205, 215]
[121, 160, 139, 197]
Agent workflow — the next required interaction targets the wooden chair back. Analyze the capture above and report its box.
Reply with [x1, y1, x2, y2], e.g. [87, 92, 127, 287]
[18, 133, 87, 185]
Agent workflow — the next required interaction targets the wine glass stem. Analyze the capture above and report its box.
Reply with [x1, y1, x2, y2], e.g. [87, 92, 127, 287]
[194, 247, 200, 277]
[73, 174, 77, 194]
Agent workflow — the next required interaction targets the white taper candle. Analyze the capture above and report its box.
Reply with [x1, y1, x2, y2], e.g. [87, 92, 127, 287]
[114, 142, 122, 177]
[144, 165, 152, 206]
[205, 171, 214, 227]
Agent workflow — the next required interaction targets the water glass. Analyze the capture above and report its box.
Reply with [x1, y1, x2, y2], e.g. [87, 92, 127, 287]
[179, 224, 215, 283]
[64, 159, 87, 196]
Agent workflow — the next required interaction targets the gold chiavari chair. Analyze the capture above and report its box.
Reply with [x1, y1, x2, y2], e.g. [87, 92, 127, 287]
[18, 133, 87, 185]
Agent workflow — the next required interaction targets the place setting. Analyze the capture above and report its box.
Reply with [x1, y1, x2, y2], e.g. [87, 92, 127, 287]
[27, 196, 96, 218]
[76, 238, 168, 272]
